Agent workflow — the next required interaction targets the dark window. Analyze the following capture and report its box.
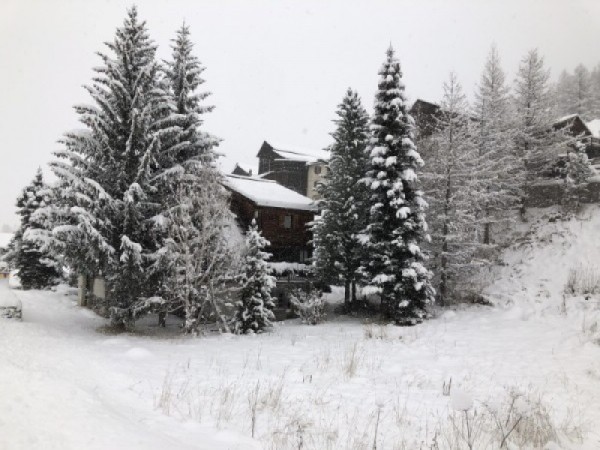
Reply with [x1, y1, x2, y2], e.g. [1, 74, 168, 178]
[283, 214, 292, 229]
[299, 249, 308, 262]
[314, 165, 321, 175]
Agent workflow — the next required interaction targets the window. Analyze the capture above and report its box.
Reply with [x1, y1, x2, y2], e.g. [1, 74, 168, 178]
[299, 249, 309, 262]
[314, 165, 322, 175]
[283, 214, 292, 229]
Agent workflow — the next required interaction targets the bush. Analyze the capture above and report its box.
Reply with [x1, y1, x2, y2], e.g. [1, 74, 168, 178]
[564, 263, 600, 296]
[290, 289, 326, 325]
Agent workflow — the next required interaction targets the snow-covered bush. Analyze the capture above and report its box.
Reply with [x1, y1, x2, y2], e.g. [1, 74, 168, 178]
[0, 296, 22, 320]
[290, 289, 326, 325]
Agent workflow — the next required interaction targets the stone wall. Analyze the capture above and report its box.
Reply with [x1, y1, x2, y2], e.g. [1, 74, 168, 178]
[524, 179, 600, 208]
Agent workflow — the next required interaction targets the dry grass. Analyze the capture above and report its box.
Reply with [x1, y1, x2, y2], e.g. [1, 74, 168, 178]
[565, 263, 600, 296]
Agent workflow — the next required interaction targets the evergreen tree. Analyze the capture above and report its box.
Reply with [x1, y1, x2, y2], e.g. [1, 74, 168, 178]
[362, 47, 434, 325]
[420, 73, 480, 305]
[590, 64, 600, 118]
[571, 64, 593, 120]
[554, 70, 574, 117]
[9, 170, 60, 289]
[46, 7, 171, 329]
[312, 88, 370, 309]
[472, 45, 524, 244]
[233, 220, 276, 334]
[151, 24, 226, 331]
[513, 49, 565, 179]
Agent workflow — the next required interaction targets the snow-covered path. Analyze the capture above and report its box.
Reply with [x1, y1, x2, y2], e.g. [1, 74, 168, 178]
[0, 281, 258, 450]
[1, 276, 600, 449]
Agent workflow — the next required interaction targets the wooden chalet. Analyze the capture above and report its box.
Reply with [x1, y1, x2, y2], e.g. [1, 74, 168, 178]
[553, 114, 600, 161]
[409, 99, 443, 138]
[223, 174, 316, 263]
[257, 141, 329, 198]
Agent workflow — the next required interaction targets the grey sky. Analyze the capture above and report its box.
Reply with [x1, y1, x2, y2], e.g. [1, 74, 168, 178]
[1, 0, 600, 228]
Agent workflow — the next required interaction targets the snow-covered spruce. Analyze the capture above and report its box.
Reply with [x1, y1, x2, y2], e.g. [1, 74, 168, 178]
[45, 7, 177, 329]
[362, 47, 434, 325]
[232, 220, 276, 334]
[151, 23, 229, 333]
[554, 64, 594, 120]
[312, 88, 370, 309]
[420, 73, 481, 305]
[6, 169, 61, 290]
[472, 45, 525, 245]
[513, 49, 566, 179]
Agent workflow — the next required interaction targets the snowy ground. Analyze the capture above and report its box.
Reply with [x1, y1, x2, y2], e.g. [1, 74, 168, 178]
[1, 207, 600, 449]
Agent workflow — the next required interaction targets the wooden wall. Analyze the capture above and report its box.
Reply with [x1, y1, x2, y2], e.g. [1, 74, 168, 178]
[229, 191, 314, 262]
[257, 142, 309, 195]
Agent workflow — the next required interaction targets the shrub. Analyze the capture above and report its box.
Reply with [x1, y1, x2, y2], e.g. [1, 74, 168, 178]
[564, 263, 600, 296]
[290, 289, 326, 325]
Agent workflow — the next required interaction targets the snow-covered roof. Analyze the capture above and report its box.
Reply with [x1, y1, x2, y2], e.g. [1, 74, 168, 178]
[586, 119, 600, 138]
[266, 141, 329, 163]
[223, 175, 316, 211]
[0, 233, 14, 249]
[555, 114, 578, 124]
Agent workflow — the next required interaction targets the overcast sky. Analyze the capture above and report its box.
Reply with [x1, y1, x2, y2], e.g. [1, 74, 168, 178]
[1, 0, 600, 228]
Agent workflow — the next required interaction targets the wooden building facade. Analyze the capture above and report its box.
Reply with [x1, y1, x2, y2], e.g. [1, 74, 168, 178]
[223, 174, 316, 263]
[256, 141, 329, 198]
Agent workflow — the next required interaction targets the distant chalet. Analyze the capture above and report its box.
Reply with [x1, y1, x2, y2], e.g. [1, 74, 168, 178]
[223, 174, 316, 263]
[256, 141, 329, 199]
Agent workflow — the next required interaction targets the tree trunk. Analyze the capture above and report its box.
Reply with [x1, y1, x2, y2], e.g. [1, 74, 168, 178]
[351, 281, 357, 303]
[344, 280, 351, 312]
[483, 222, 491, 245]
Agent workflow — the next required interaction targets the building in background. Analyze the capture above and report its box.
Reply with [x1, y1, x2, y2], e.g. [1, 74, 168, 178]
[256, 140, 329, 199]
[223, 174, 316, 263]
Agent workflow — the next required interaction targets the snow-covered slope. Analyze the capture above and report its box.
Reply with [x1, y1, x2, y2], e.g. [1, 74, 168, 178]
[1, 209, 600, 449]
[485, 205, 600, 312]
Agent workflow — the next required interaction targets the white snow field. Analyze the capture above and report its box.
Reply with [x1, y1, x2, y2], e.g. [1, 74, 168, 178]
[1, 206, 600, 449]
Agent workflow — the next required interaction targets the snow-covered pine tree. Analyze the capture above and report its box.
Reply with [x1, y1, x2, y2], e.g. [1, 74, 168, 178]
[9, 169, 61, 289]
[571, 64, 593, 120]
[362, 47, 434, 325]
[150, 24, 228, 331]
[513, 49, 566, 182]
[312, 88, 370, 310]
[161, 24, 219, 170]
[232, 220, 276, 334]
[472, 45, 524, 244]
[590, 64, 600, 118]
[420, 73, 479, 305]
[554, 70, 574, 117]
[47, 7, 171, 329]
